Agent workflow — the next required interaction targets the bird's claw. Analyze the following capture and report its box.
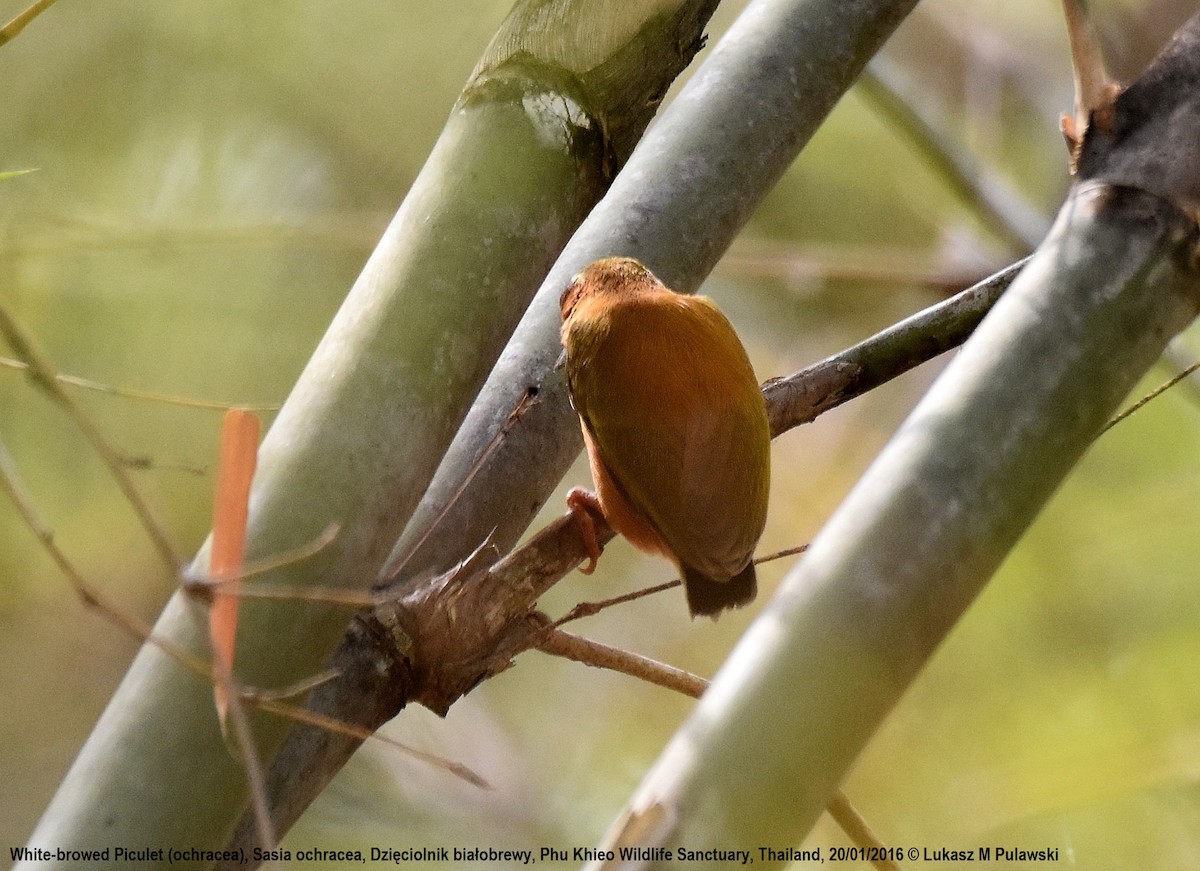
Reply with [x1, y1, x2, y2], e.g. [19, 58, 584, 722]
[566, 487, 604, 574]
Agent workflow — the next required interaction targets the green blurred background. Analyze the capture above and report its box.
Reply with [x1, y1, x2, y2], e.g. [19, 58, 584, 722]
[3, 1, 1200, 867]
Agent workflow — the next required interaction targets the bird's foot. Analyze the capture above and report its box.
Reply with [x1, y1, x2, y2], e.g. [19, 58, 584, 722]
[566, 487, 605, 574]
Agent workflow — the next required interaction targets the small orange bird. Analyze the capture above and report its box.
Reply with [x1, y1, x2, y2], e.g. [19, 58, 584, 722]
[560, 257, 771, 618]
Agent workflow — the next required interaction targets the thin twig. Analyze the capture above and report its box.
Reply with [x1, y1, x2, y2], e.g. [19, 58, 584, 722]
[0, 302, 181, 569]
[554, 580, 681, 626]
[3, 432, 282, 848]
[1162, 343, 1200, 405]
[1061, 0, 1118, 142]
[251, 698, 489, 789]
[120, 453, 208, 476]
[754, 543, 809, 563]
[216, 665, 276, 848]
[1100, 360, 1200, 434]
[0, 436, 211, 681]
[248, 670, 342, 703]
[825, 793, 902, 871]
[0, 0, 57, 46]
[538, 627, 708, 697]
[0, 355, 281, 411]
[194, 583, 375, 609]
[186, 524, 343, 591]
[555, 543, 810, 626]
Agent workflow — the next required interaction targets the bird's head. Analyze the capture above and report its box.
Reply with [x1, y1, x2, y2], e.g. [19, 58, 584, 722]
[559, 257, 660, 323]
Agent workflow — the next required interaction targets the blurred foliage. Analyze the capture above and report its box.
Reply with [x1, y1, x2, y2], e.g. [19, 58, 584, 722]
[2, 0, 1200, 867]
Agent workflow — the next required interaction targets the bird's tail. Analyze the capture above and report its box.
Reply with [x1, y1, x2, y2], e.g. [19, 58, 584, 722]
[683, 560, 756, 618]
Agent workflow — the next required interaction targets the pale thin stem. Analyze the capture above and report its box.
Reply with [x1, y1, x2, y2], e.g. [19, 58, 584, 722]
[554, 580, 680, 626]
[0, 435, 206, 670]
[216, 665, 276, 848]
[0, 303, 181, 569]
[538, 627, 708, 698]
[1100, 360, 1200, 434]
[0, 0, 57, 46]
[764, 259, 1027, 437]
[825, 793, 902, 871]
[251, 698, 488, 789]
[119, 453, 207, 476]
[248, 671, 342, 704]
[190, 524, 342, 589]
[0, 355, 281, 411]
[555, 544, 809, 626]
[199, 584, 375, 609]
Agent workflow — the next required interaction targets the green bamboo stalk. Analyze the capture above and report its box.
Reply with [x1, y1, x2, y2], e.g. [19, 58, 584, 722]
[593, 15, 1200, 864]
[19, 2, 721, 866]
